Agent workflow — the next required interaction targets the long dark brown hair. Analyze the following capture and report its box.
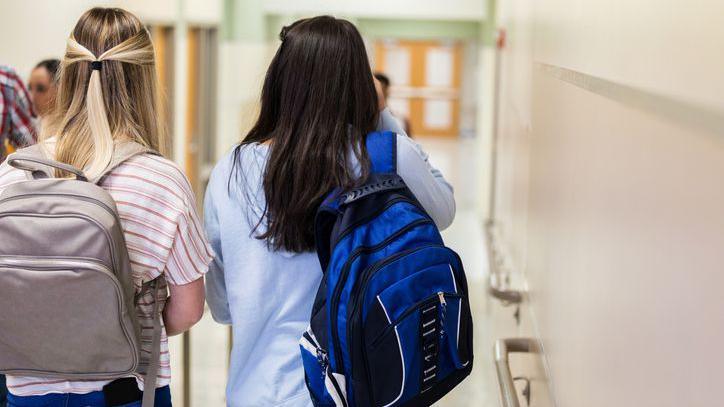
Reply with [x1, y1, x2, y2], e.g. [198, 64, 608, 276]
[231, 16, 379, 253]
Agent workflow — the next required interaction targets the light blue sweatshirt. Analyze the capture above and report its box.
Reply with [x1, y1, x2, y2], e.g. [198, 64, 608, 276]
[204, 110, 455, 406]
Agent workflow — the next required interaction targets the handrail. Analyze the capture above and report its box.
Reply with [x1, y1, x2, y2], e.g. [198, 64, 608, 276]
[494, 338, 538, 407]
[488, 272, 523, 304]
[485, 220, 524, 304]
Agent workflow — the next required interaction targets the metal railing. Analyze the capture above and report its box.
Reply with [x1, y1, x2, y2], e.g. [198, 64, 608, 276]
[494, 338, 538, 407]
[485, 220, 524, 305]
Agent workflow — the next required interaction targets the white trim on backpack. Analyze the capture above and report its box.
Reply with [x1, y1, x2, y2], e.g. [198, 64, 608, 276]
[325, 371, 348, 407]
[448, 264, 458, 293]
[377, 296, 406, 407]
[300, 335, 317, 354]
[382, 326, 406, 407]
[377, 295, 392, 323]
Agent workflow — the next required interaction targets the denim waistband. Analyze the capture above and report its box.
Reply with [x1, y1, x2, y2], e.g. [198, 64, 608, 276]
[6, 385, 171, 407]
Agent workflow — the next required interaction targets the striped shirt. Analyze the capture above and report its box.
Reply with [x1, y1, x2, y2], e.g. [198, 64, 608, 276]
[0, 150, 213, 396]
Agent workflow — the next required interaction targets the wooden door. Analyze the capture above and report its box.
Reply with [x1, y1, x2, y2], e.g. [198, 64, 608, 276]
[149, 25, 175, 155]
[185, 27, 218, 202]
[374, 40, 462, 137]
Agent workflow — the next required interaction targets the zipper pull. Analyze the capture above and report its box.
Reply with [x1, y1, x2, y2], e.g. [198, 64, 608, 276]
[317, 348, 329, 380]
[317, 348, 328, 368]
[438, 292, 447, 338]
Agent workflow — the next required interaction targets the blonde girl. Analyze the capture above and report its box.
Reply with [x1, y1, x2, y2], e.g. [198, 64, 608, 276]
[0, 8, 212, 407]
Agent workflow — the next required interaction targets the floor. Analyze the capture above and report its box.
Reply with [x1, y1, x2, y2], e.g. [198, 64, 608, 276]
[169, 136, 500, 406]
[418, 136, 498, 407]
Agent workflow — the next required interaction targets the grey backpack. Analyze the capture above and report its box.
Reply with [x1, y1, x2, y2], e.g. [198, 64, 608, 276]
[0, 143, 162, 407]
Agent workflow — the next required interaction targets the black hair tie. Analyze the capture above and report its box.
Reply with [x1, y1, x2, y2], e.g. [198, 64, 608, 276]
[90, 61, 102, 71]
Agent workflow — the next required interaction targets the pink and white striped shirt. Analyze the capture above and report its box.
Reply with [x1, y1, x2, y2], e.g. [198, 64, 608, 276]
[0, 150, 213, 396]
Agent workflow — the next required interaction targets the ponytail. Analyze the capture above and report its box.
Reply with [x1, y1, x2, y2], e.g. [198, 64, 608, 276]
[46, 8, 162, 180]
[64, 38, 114, 178]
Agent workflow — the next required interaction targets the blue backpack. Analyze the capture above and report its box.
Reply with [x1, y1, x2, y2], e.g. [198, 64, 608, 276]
[300, 131, 473, 406]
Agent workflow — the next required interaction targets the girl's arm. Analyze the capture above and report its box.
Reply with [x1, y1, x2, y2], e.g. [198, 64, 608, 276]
[396, 135, 456, 230]
[203, 170, 233, 324]
[164, 279, 205, 336]
[378, 107, 407, 137]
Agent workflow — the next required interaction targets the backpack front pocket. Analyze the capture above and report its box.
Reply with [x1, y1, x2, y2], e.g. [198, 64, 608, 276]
[0, 256, 139, 378]
[364, 290, 468, 407]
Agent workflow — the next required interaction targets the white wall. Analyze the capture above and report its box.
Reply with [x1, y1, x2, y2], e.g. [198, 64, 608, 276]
[0, 0, 222, 169]
[459, 41, 480, 138]
[0, 0, 112, 78]
[121, 0, 221, 25]
[0, 0, 220, 86]
[263, 0, 487, 21]
[534, 0, 724, 109]
[118, 0, 178, 23]
[492, 0, 724, 405]
[215, 42, 272, 157]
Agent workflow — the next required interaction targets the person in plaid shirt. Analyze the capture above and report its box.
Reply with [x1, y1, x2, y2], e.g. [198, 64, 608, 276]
[0, 65, 37, 162]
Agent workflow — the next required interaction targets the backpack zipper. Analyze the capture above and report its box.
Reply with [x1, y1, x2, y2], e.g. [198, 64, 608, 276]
[331, 197, 426, 249]
[0, 190, 123, 271]
[328, 218, 433, 375]
[439, 291, 447, 339]
[0, 212, 120, 275]
[351, 247, 464, 336]
[0, 192, 117, 221]
[368, 292, 461, 349]
[0, 255, 106, 267]
[348, 244, 446, 333]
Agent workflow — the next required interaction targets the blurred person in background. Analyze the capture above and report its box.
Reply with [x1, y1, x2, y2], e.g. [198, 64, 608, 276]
[0, 65, 36, 162]
[373, 72, 391, 99]
[204, 16, 454, 406]
[374, 71, 412, 136]
[28, 59, 60, 119]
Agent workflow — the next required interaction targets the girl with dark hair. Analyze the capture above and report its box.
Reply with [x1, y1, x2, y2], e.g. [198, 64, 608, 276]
[204, 16, 455, 406]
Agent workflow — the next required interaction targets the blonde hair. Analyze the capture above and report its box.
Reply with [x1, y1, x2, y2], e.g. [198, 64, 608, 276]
[43, 7, 166, 179]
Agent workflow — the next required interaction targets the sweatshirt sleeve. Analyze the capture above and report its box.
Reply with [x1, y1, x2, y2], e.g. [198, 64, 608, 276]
[376, 108, 456, 229]
[203, 171, 232, 325]
[377, 108, 407, 137]
[395, 134, 456, 230]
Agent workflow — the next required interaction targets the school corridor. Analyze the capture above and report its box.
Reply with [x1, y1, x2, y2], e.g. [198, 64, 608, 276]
[1, 0, 723, 406]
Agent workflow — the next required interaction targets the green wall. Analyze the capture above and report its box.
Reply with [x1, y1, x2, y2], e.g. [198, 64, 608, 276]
[357, 19, 481, 41]
[222, 0, 266, 41]
[223, 0, 495, 45]
[263, 16, 482, 42]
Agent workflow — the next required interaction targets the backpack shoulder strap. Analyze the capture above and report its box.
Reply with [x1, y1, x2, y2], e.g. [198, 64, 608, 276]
[339, 131, 404, 205]
[365, 131, 397, 174]
[141, 279, 163, 407]
[314, 131, 401, 271]
[90, 142, 159, 185]
[6, 144, 87, 181]
[7, 142, 159, 184]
